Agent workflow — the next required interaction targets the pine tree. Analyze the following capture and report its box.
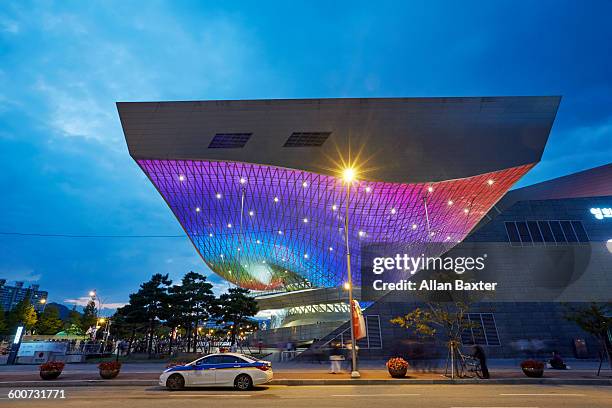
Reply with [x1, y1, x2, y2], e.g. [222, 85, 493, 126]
[168, 271, 216, 352]
[35, 305, 64, 335]
[63, 307, 84, 335]
[129, 273, 172, 357]
[80, 300, 98, 333]
[218, 287, 258, 346]
[111, 302, 147, 356]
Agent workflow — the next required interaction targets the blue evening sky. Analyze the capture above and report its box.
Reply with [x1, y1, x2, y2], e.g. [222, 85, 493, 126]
[0, 1, 610, 312]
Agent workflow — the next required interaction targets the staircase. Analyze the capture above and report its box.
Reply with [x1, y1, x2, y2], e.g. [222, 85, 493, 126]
[295, 315, 383, 361]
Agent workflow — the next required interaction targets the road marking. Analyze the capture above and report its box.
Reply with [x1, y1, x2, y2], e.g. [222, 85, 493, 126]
[332, 393, 421, 397]
[0, 379, 155, 384]
[167, 394, 251, 397]
[499, 393, 585, 397]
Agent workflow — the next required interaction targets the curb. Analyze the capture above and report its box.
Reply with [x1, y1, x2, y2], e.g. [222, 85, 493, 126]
[271, 378, 612, 386]
[1, 378, 610, 387]
[0, 380, 159, 388]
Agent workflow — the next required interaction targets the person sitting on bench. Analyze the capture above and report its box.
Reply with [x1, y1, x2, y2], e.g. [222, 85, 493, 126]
[549, 351, 568, 369]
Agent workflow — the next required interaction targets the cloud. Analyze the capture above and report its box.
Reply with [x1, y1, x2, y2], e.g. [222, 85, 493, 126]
[0, 18, 19, 34]
[24, 4, 273, 149]
[34, 79, 120, 145]
[23, 7, 263, 148]
[39, 12, 87, 35]
[0, 269, 42, 283]
[63, 296, 126, 310]
[211, 281, 231, 296]
[516, 116, 612, 188]
[7, 0, 610, 310]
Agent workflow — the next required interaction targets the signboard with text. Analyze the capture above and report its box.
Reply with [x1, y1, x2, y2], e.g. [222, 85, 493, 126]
[17, 342, 68, 357]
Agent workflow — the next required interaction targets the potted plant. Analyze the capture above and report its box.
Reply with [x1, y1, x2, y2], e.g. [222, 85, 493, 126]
[98, 361, 122, 379]
[520, 359, 544, 378]
[386, 357, 409, 378]
[39, 361, 65, 380]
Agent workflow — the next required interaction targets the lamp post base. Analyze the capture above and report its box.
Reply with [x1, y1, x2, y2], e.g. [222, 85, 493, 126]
[351, 371, 361, 378]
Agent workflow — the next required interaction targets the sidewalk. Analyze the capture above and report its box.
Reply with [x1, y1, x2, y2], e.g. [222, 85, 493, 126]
[0, 360, 610, 387]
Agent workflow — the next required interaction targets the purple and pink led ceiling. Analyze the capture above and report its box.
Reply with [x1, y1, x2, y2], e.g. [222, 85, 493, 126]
[138, 159, 533, 291]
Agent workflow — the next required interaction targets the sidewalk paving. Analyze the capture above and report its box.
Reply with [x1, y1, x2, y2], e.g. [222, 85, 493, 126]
[1, 361, 610, 386]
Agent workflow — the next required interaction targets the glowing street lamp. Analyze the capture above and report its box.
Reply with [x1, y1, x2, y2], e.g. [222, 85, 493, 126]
[39, 297, 47, 312]
[88, 289, 104, 314]
[342, 167, 356, 183]
[88, 289, 110, 341]
[342, 167, 360, 378]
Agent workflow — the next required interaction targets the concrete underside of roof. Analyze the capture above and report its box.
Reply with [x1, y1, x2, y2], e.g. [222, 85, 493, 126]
[119, 96, 560, 183]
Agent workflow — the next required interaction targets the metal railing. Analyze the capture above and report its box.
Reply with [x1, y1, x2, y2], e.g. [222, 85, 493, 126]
[322, 315, 383, 350]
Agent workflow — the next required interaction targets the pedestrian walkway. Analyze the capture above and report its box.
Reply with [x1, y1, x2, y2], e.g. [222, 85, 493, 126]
[0, 359, 610, 386]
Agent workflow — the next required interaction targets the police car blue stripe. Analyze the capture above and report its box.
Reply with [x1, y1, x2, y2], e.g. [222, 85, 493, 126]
[168, 362, 263, 372]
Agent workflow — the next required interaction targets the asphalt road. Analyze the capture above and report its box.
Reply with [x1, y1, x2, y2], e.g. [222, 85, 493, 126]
[1, 384, 610, 408]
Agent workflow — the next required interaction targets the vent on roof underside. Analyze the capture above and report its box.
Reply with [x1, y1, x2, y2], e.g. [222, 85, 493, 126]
[208, 133, 252, 148]
[284, 132, 331, 147]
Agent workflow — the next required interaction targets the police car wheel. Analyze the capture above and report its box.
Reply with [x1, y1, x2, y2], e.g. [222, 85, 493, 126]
[166, 374, 185, 390]
[234, 374, 252, 391]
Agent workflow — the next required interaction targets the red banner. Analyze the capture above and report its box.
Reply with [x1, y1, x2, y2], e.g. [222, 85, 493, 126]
[352, 300, 366, 340]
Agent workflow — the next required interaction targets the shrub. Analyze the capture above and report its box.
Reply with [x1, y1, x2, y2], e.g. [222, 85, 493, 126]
[520, 359, 544, 369]
[98, 361, 122, 371]
[386, 357, 409, 371]
[40, 361, 65, 371]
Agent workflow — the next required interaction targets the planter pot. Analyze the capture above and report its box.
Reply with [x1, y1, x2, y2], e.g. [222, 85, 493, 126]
[40, 370, 62, 380]
[522, 367, 544, 378]
[388, 366, 408, 378]
[99, 369, 120, 379]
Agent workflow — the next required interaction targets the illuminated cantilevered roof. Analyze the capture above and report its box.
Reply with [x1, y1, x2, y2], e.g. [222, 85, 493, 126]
[118, 97, 560, 291]
[118, 97, 560, 183]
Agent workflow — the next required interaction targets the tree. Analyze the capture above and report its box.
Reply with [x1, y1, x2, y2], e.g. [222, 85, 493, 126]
[111, 302, 148, 355]
[80, 300, 98, 333]
[129, 273, 172, 357]
[565, 303, 612, 373]
[218, 287, 258, 346]
[0, 304, 8, 335]
[168, 272, 217, 352]
[391, 301, 475, 378]
[7, 297, 38, 332]
[35, 305, 64, 335]
[63, 307, 84, 335]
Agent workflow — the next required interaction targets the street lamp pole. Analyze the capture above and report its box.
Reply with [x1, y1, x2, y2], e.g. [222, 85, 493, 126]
[343, 168, 360, 378]
[99, 318, 111, 344]
[89, 290, 107, 344]
[89, 290, 104, 314]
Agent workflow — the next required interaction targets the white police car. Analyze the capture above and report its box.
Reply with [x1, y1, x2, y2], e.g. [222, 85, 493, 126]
[160, 353, 273, 391]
